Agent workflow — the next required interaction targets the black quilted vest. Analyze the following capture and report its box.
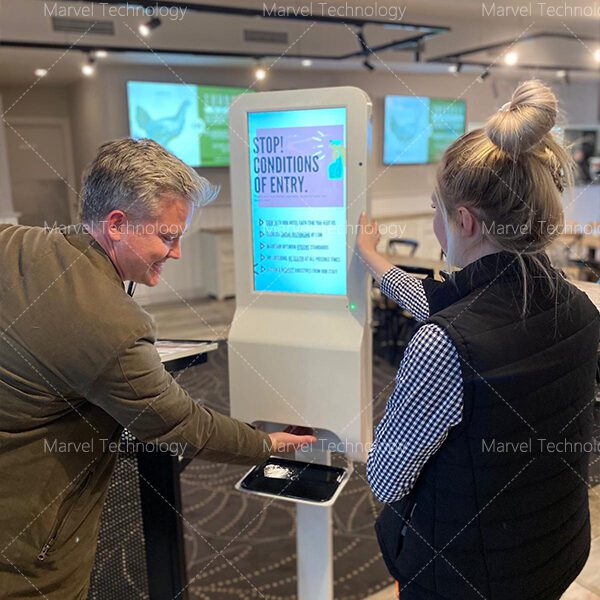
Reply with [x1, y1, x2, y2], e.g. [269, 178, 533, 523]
[376, 252, 600, 600]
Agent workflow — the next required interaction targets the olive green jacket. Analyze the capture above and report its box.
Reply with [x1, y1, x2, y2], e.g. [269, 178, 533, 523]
[0, 224, 271, 599]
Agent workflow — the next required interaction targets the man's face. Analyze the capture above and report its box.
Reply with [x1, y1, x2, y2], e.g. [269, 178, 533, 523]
[115, 195, 191, 286]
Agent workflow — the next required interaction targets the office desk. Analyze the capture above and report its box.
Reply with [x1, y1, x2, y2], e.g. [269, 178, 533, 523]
[384, 254, 447, 279]
[88, 341, 218, 600]
[560, 232, 600, 281]
[573, 280, 600, 312]
[571, 282, 600, 392]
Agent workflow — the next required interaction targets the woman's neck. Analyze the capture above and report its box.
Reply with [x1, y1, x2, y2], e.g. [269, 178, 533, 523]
[454, 239, 501, 269]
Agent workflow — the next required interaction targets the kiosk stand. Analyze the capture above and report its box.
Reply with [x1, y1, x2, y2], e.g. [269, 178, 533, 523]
[295, 445, 334, 599]
[228, 87, 373, 599]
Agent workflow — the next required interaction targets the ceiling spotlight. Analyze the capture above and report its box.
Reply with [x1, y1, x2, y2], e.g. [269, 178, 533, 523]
[94, 50, 108, 59]
[255, 66, 267, 81]
[504, 51, 518, 66]
[363, 59, 375, 71]
[556, 69, 567, 78]
[301, 59, 313, 67]
[448, 64, 458, 74]
[34, 68, 48, 78]
[139, 17, 161, 37]
[594, 49, 600, 63]
[82, 55, 96, 77]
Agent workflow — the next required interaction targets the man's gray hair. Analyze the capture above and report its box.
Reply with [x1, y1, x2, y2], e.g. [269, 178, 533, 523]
[80, 137, 220, 224]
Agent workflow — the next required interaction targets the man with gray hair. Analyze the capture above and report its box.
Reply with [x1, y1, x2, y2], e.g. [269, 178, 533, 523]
[80, 137, 221, 287]
[0, 138, 314, 598]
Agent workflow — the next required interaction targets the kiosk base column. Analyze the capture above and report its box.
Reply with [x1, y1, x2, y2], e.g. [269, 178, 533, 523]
[296, 447, 334, 600]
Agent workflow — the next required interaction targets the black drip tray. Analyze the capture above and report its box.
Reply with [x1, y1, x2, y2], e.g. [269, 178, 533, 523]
[236, 456, 351, 506]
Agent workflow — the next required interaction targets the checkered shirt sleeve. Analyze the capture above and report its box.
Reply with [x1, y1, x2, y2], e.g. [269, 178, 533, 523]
[380, 267, 430, 322]
[367, 321, 464, 503]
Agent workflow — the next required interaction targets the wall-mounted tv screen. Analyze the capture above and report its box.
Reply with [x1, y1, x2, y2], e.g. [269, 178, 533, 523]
[383, 96, 466, 165]
[127, 81, 250, 167]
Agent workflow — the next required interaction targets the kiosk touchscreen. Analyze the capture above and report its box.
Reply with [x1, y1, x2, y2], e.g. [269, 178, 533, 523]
[228, 87, 372, 463]
[249, 106, 348, 296]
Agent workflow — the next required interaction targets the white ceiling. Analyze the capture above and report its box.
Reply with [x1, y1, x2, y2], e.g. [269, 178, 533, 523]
[0, 0, 599, 85]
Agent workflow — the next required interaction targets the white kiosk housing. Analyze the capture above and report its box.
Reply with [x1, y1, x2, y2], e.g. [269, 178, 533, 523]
[229, 86, 373, 460]
[228, 87, 373, 599]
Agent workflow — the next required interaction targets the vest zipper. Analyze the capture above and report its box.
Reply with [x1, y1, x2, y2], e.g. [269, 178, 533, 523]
[37, 469, 94, 562]
[400, 502, 418, 537]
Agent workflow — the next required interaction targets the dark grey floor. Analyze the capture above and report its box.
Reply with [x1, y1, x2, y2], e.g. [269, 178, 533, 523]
[175, 341, 600, 600]
[89, 297, 600, 599]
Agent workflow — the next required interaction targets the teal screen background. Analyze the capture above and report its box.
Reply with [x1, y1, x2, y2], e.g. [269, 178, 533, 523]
[248, 107, 348, 295]
[383, 96, 466, 165]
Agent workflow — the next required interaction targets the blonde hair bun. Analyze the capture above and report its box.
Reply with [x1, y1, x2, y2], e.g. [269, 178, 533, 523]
[485, 80, 558, 156]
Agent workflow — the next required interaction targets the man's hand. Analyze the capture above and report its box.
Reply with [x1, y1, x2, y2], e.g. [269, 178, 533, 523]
[268, 432, 316, 454]
[357, 212, 381, 258]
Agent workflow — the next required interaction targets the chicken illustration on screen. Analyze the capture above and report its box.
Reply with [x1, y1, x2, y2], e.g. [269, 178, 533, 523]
[135, 100, 190, 148]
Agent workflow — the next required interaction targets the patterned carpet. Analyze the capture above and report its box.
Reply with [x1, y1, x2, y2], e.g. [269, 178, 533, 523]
[88, 297, 600, 599]
[175, 341, 600, 599]
[176, 344, 397, 599]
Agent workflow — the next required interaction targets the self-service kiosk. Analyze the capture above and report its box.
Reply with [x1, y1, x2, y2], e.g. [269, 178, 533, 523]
[228, 87, 373, 600]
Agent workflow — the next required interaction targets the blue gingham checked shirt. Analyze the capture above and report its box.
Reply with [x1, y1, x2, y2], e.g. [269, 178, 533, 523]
[367, 267, 464, 503]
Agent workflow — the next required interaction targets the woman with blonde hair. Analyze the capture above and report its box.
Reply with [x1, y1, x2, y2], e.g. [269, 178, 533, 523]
[358, 80, 600, 600]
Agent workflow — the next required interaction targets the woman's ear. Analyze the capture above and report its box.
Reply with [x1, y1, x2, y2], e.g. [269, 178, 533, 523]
[456, 206, 478, 238]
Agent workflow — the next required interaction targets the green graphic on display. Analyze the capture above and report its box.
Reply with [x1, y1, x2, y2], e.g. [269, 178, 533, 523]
[428, 98, 466, 162]
[197, 86, 245, 167]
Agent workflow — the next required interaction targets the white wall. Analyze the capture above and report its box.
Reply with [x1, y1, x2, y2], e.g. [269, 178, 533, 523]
[68, 65, 600, 216]
[0, 85, 75, 223]
[70, 78, 110, 188]
[0, 94, 16, 220]
[3, 67, 599, 302]
[4, 69, 599, 219]
[0, 85, 72, 119]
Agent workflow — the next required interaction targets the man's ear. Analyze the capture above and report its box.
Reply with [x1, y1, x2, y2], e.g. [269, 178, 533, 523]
[456, 206, 477, 238]
[104, 210, 126, 242]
